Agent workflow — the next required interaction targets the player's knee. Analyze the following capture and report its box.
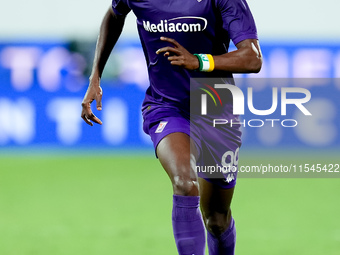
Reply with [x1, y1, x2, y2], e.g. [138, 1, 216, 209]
[172, 175, 199, 196]
[205, 211, 230, 236]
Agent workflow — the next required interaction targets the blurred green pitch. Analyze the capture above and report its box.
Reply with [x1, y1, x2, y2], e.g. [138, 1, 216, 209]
[0, 151, 339, 255]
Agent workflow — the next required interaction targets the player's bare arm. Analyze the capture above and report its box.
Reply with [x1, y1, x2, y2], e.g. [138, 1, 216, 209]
[81, 7, 126, 126]
[214, 39, 262, 73]
[156, 37, 262, 73]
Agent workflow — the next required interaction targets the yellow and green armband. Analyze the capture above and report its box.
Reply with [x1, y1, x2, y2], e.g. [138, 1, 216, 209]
[194, 53, 215, 72]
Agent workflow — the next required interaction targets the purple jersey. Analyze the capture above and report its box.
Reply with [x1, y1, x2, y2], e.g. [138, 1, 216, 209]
[112, 0, 258, 109]
[111, 0, 258, 188]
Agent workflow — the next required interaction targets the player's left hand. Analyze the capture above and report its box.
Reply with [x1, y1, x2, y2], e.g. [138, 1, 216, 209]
[156, 37, 199, 70]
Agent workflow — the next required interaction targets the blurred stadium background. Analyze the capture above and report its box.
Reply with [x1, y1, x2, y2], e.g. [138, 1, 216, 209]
[0, 0, 339, 254]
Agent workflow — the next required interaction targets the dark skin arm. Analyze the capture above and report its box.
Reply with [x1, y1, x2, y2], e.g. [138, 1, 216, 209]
[81, 7, 126, 126]
[156, 37, 262, 73]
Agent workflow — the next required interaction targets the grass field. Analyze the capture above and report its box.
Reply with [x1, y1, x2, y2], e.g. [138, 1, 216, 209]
[0, 150, 339, 255]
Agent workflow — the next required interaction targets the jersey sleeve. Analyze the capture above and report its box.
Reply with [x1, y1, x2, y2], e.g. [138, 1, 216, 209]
[112, 0, 131, 16]
[215, 0, 258, 45]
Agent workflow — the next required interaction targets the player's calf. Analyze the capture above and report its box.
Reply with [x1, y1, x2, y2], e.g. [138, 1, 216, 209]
[206, 210, 236, 255]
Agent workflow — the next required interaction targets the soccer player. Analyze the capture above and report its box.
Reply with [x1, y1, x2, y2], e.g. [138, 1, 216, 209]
[81, 0, 262, 254]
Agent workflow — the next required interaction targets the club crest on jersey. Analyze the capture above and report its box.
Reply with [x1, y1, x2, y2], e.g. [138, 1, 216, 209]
[143, 17, 207, 33]
[155, 121, 168, 133]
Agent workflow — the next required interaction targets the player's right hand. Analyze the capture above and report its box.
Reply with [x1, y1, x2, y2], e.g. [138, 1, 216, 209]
[81, 78, 103, 126]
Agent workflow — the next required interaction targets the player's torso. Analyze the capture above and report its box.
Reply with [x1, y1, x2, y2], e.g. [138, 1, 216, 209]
[125, 0, 232, 105]
[127, 0, 225, 65]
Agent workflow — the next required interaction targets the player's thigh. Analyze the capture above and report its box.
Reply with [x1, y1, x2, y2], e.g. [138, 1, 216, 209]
[157, 132, 199, 196]
[199, 177, 234, 233]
